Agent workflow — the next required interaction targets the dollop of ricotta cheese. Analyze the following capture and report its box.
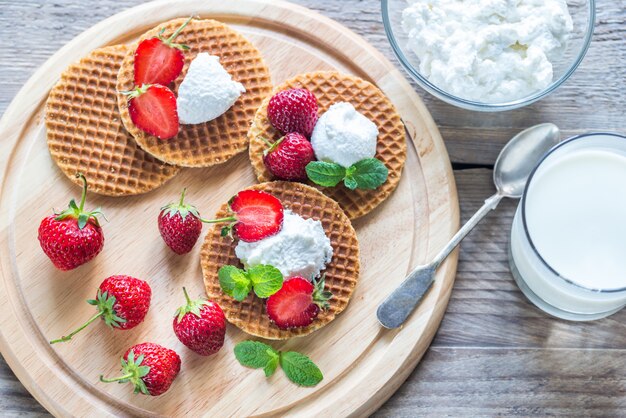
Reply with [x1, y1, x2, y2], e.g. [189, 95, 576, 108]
[176, 52, 246, 124]
[402, 0, 574, 102]
[310, 102, 378, 168]
[235, 210, 333, 280]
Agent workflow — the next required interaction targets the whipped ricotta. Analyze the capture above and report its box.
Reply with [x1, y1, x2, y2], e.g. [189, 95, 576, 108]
[235, 210, 333, 280]
[176, 52, 245, 124]
[402, 0, 574, 102]
[310, 102, 378, 168]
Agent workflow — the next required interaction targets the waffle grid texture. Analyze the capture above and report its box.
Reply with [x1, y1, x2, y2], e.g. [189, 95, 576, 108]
[117, 18, 273, 167]
[200, 181, 360, 340]
[45, 45, 180, 196]
[248, 71, 407, 219]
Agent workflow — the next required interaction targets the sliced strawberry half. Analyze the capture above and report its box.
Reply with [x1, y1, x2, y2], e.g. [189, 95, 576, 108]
[202, 190, 284, 242]
[230, 190, 284, 242]
[124, 84, 179, 140]
[134, 17, 192, 85]
[266, 277, 332, 329]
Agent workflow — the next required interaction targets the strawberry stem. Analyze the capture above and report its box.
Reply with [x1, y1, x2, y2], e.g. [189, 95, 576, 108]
[99, 372, 134, 383]
[168, 16, 193, 43]
[182, 286, 192, 305]
[76, 173, 87, 211]
[179, 188, 187, 206]
[49, 311, 103, 344]
[199, 216, 237, 224]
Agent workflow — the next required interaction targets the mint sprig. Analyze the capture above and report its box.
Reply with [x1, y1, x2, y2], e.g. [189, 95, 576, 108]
[234, 341, 323, 386]
[218, 264, 283, 301]
[306, 157, 388, 190]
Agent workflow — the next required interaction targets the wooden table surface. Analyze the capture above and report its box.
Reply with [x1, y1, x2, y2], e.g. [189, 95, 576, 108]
[1, 0, 625, 416]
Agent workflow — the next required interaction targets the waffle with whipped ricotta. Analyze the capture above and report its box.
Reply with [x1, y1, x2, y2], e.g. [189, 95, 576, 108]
[200, 181, 360, 340]
[247, 71, 407, 219]
[116, 18, 273, 167]
[45, 45, 180, 196]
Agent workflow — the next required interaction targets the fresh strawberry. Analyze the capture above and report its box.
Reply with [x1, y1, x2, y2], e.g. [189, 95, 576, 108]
[173, 287, 226, 356]
[266, 277, 332, 329]
[100, 342, 181, 396]
[50, 275, 152, 344]
[124, 84, 179, 139]
[267, 88, 318, 137]
[263, 132, 315, 180]
[158, 188, 203, 254]
[134, 17, 192, 85]
[38, 173, 104, 271]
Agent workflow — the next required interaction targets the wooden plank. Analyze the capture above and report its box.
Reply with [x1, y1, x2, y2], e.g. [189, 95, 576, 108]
[375, 347, 626, 417]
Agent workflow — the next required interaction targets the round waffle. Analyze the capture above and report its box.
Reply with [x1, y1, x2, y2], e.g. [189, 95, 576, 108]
[248, 71, 407, 219]
[45, 45, 180, 196]
[200, 181, 360, 340]
[117, 18, 273, 167]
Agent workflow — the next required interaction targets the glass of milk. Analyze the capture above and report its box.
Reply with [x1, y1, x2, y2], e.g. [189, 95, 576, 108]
[509, 132, 626, 320]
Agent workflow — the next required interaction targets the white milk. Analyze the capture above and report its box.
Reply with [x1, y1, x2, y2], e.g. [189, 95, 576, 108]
[509, 133, 626, 320]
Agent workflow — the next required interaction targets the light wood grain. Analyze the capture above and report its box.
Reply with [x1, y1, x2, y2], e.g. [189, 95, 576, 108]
[0, 0, 458, 416]
[1, 0, 625, 416]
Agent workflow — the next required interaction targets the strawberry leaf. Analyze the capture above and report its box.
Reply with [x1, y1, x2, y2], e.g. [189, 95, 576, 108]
[279, 351, 323, 387]
[305, 161, 346, 187]
[248, 265, 283, 298]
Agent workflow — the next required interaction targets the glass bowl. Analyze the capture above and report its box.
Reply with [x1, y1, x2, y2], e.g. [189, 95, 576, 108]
[382, 0, 596, 112]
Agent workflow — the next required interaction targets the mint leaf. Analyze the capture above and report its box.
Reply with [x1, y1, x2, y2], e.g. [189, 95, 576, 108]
[279, 351, 323, 387]
[348, 158, 388, 190]
[306, 161, 346, 187]
[218, 266, 252, 301]
[264, 350, 280, 377]
[248, 264, 283, 298]
[234, 341, 278, 369]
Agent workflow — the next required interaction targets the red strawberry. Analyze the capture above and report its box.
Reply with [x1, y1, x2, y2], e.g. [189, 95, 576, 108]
[266, 277, 332, 329]
[100, 342, 181, 396]
[134, 17, 192, 85]
[38, 173, 104, 271]
[263, 132, 315, 180]
[173, 287, 226, 356]
[267, 88, 318, 137]
[204, 190, 284, 242]
[124, 84, 179, 140]
[50, 275, 152, 344]
[158, 188, 203, 254]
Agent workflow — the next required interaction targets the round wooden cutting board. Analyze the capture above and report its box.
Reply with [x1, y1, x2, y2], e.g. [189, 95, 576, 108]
[0, 0, 459, 416]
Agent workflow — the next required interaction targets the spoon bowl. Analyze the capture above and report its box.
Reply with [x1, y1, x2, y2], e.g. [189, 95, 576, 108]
[494, 123, 561, 197]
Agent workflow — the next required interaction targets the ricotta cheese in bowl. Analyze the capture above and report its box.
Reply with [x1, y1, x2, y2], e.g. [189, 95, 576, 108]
[401, 0, 574, 103]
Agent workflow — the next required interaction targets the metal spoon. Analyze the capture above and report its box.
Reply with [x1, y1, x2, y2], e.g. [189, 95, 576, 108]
[377, 123, 561, 329]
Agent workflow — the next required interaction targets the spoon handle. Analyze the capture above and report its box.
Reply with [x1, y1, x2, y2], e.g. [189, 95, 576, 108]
[376, 193, 503, 329]
[431, 193, 503, 269]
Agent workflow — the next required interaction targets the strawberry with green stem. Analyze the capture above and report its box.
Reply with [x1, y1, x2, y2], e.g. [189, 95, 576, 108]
[50, 275, 151, 344]
[38, 173, 105, 271]
[100, 342, 181, 396]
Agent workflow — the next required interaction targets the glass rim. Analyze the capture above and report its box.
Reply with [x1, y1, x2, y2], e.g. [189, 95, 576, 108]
[381, 0, 597, 111]
[520, 132, 626, 294]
